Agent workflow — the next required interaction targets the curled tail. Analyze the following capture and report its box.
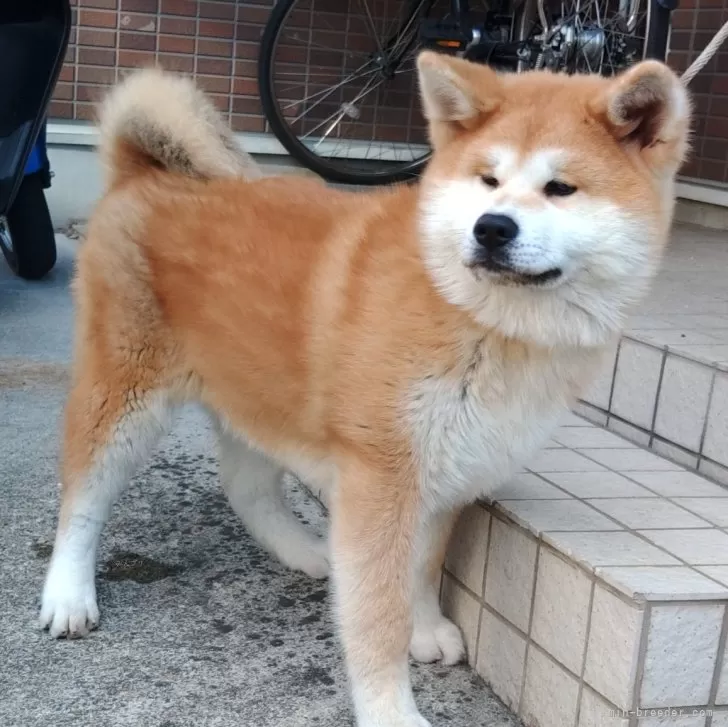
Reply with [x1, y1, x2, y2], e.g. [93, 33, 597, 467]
[98, 67, 259, 189]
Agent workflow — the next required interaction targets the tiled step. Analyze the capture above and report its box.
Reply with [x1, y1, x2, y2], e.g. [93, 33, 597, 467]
[578, 333, 728, 487]
[441, 413, 728, 727]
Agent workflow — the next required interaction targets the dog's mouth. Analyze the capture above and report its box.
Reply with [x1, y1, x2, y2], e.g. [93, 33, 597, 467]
[469, 258, 563, 287]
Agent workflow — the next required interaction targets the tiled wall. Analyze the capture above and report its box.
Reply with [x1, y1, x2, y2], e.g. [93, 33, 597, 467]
[441, 412, 728, 727]
[53, 0, 727, 186]
[579, 335, 728, 488]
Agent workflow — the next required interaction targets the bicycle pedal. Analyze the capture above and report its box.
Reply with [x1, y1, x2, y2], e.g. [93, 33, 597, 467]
[420, 19, 472, 53]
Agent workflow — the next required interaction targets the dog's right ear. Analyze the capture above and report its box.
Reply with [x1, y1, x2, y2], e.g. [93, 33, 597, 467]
[417, 51, 502, 148]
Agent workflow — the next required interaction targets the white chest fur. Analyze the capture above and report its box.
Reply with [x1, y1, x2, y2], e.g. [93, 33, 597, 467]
[408, 340, 601, 510]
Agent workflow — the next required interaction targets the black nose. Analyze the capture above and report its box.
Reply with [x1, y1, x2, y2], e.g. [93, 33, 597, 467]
[473, 214, 519, 249]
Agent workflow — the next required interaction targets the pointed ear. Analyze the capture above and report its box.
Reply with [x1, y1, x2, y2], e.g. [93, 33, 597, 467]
[417, 51, 502, 148]
[591, 60, 691, 169]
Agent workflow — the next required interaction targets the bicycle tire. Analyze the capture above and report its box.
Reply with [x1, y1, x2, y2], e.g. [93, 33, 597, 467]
[258, 0, 430, 186]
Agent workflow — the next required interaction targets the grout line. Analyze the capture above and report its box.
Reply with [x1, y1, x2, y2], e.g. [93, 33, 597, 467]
[606, 337, 622, 414]
[699, 369, 719, 467]
[629, 603, 652, 726]
[516, 539, 542, 715]
[648, 347, 669, 448]
[573, 577, 597, 727]
[473, 511, 495, 670]
[706, 603, 728, 726]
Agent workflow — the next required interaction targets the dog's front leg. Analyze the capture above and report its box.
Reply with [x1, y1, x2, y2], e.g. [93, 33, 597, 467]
[332, 463, 430, 727]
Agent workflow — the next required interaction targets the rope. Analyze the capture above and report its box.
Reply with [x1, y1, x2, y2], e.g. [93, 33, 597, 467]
[681, 19, 728, 85]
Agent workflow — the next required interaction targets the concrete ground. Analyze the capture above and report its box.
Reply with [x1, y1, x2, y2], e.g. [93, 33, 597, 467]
[0, 236, 522, 727]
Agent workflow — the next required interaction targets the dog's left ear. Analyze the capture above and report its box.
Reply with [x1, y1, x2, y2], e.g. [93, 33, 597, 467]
[417, 51, 503, 149]
[592, 60, 691, 169]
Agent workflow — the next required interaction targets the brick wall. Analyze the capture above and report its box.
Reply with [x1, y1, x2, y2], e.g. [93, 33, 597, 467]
[53, 0, 728, 186]
[668, 0, 728, 184]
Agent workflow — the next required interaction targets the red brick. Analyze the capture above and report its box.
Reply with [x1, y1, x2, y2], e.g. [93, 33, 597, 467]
[120, 0, 159, 10]
[78, 28, 117, 47]
[199, 20, 235, 39]
[76, 103, 99, 121]
[196, 38, 233, 57]
[197, 57, 232, 75]
[119, 31, 157, 51]
[195, 75, 231, 94]
[118, 50, 157, 67]
[231, 114, 266, 133]
[199, 1, 235, 20]
[119, 13, 159, 31]
[159, 35, 195, 53]
[83, 0, 119, 8]
[54, 82, 74, 101]
[58, 64, 76, 82]
[78, 47, 117, 66]
[233, 77, 258, 95]
[160, 0, 198, 15]
[157, 53, 195, 73]
[81, 9, 119, 28]
[77, 65, 116, 83]
[48, 100, 73, 119]
[76, 84, 108, 103]
[159, 17, 196, 35]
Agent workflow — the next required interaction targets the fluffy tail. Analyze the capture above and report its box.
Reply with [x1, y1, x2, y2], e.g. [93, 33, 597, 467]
[98, 67, 259, 189]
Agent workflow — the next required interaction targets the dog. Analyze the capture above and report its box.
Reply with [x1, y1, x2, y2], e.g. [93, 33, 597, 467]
[39, 53, 690, 727]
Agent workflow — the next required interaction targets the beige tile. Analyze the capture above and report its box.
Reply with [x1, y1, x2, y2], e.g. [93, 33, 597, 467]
[638, 330, 719, 346]
[445, 504, 490, 595]
[654, 355, 714, 452]
[704, 373, 728, 468]
[563, 412, 595, 427]
[626, 470, 728, 497]
[543, 472, 657, 499]
[641, 604, 724, 708]
[611, 339, 664, 429]
[574, 402, 609, 426]
[521, 647, 580, 727]
[577, 687, 628, 727]
[492, 472, 572, 501]
[581, 448, 683, 472]
[476, 608, 527, 711]
[650, 438, 699, 470]
[596, 566, 728, 601]
[718, 645, 728, 704]
[707, 713, 728, 727]
[531, 549, 592, 673]
[587, 498, 711, 529]
[583, 342, 619, 410]
[544, 531, 680, 569]
[608, 418, 652, 447]
[498, 499, 621, 535]
[554, 427, 632, 450]
[673, 498, 728, 527]
[698, 458, 728, 487]
[529, 449, 608, 473]
[440, 573, 481, 668]
[638, 715, 710, 727]
[639, 529, 728, 566]
[696, 566, 728, 587]
[584, 585, 644, 709]
[484, 518, 538, 632]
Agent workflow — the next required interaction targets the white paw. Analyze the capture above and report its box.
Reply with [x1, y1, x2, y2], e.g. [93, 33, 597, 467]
[287, 537, 330, 580]
[410, 616, 465, 666]
[39, 564, 99, 639]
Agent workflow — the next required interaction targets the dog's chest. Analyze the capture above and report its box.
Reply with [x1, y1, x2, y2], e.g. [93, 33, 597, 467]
[408, 347, 591, 508]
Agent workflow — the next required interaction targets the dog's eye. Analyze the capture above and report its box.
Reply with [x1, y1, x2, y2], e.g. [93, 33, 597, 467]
[544, 180, 577, 197]
[481, 175, 499, 189]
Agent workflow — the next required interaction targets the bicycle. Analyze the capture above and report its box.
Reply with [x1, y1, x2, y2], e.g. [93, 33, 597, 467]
[258, 0, 677, 186]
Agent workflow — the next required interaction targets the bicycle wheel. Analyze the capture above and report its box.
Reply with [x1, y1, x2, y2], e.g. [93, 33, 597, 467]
[513, 0, 671, 74]
[259, 0, 441, 186]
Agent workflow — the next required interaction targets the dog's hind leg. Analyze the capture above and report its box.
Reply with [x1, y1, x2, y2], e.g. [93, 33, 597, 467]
[216, 424, 329, 579]
[40, 364, 174, 638]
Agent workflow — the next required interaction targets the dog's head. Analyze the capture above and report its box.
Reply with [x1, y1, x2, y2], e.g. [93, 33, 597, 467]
[417, 53, 690, 347]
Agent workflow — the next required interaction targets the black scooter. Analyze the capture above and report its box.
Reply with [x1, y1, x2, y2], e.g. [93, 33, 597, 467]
[0, 0, 71, 280]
